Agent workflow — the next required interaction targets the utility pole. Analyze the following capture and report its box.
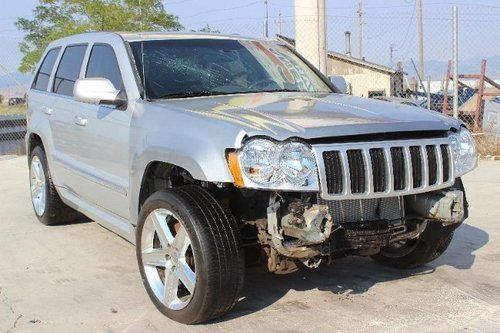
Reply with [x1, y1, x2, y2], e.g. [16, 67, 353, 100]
[277, 10, 282, 35]
[452, 6, 459, 118]
[357, 0, 363, 60]
[417, 0, 425, 80]
[264, 0, 269, 38]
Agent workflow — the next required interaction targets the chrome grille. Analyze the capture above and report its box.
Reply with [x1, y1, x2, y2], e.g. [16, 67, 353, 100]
[313, 138, 455, 200]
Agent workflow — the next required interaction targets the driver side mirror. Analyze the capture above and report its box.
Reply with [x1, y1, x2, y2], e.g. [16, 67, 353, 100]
[74, 78, 126, 106]
[329, 76, 348, 94]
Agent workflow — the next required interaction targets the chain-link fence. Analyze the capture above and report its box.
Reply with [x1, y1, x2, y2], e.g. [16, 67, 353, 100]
[0, 3, 498, 156]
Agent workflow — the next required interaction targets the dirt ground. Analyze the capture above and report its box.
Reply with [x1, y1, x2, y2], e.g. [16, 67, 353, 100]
[0, 156, 499, 332]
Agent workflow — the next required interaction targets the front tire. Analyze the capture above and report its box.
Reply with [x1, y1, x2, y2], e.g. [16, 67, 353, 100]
[136, 186, 245, 324]
[371, 223, 455, 269]
[29, 146, 78, 225]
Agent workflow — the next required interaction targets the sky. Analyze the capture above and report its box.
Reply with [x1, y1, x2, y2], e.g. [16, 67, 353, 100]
[0, 0, 499, 78]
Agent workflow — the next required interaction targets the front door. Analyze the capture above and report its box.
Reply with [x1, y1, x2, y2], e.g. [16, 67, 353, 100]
[70, 43, 132, 219]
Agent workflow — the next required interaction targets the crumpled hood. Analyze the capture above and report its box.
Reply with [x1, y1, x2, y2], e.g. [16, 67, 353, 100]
[156, 92, 461, 141]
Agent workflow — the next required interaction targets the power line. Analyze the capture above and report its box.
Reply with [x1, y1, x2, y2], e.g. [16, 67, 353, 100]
[181, 1, 261, 21]
[393, 0, 417, 52]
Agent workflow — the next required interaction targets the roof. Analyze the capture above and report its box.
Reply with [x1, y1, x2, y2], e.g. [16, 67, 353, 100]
[118, 31, 265, 42]
[276, 34, 404, 75]
[47, 31, 268, 46]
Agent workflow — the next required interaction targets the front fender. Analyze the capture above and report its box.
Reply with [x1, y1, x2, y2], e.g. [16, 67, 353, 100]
[129, 128, 244, 224]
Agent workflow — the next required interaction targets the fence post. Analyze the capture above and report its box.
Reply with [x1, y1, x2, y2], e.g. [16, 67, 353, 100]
[427, 76, 431, 110]
[452, 6, 459, 119]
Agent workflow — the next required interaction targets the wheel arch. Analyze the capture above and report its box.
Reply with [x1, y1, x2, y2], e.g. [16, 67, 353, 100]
[136, 160, 198, 220]
[27, 131, 44, 154]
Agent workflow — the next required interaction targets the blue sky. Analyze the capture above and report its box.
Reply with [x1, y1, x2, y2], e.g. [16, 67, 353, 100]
[0, 0, 499, 76]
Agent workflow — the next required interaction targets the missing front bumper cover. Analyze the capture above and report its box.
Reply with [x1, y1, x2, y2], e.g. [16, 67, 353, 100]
[406, 190, 465, 226]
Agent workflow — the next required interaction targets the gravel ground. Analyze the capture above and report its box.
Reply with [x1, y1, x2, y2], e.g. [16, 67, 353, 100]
[0, 156, 499, 333]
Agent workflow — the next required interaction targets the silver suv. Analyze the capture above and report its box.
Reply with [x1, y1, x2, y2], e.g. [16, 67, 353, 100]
[26, 32, 477, 324]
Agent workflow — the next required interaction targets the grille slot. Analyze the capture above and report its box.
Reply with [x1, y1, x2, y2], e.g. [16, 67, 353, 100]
[426, 145, 438, 185]
[409, 146, 423, 188]
[323, 151, 343, 194]
[440, 144, 451, 182]
[370, 148, 386, 192]
[318, 138, 454, 200]
[347, 150, 366, 194]
[390, 147, 406, 190]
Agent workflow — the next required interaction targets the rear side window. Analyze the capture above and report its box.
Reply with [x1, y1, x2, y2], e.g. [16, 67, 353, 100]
[53, 45, 87, 96]
[32, 47, 60, 91]
[86, 44, 124, 91]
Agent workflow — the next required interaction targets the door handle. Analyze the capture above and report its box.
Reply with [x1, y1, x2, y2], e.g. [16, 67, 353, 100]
[43, 107, 53, 115]
[74, 116, 88, 127]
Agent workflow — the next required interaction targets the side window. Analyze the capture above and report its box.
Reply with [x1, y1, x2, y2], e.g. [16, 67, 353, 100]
[32, 47, 61, 91]
[86, 44, 124, 91]
[53, 45, 87, 96]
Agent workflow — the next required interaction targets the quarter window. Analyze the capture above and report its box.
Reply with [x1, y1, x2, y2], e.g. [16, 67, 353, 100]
[86, 44, 124, 91]
[32, 47, 61, 91]
[53, 45, 87, 96]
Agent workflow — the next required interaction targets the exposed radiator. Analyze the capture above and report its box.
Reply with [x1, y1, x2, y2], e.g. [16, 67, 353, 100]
[318, 196, 404, 224]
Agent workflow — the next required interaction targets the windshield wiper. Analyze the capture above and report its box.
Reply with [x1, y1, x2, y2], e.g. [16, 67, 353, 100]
[155, 88, 306, 100]
[156, 91, 231, 99]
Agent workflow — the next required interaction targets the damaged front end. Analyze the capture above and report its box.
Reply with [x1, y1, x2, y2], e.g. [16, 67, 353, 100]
[257, 182, 467, 274]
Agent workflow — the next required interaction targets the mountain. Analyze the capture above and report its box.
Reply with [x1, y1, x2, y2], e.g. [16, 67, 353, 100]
[404, 56, 500, 80]
[0, 72, 32, 90]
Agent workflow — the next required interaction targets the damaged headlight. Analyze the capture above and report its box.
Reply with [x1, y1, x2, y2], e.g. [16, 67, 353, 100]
[228, 138, 319, 191]
[449, 127, 477, 177]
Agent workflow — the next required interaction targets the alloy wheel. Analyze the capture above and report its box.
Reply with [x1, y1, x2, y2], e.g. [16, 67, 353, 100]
[140, 208, 196, 310]
[30, 156, 46, 216]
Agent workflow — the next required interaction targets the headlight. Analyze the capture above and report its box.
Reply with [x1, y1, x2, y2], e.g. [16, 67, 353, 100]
[228, 138, 319, 191]
[279, 142, 317, 185]
[240, 139, 280, 185]
[449, 127, 477, 177]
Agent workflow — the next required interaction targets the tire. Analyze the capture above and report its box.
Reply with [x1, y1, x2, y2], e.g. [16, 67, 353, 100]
[29, 145, 79, 225]
[136, 185, 245, 324]
[371, 223, 455, 269]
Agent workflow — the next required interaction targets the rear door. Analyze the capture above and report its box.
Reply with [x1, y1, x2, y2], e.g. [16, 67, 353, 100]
[49, 44, 89, 193]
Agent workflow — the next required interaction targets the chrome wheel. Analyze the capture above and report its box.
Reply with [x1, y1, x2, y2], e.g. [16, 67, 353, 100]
[30, 156, 46, 217]
[141, 208, 196, 310]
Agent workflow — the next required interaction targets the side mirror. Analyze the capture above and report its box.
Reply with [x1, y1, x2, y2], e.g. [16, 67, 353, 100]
[74, 78, 125, 106]
[329, 76, 348, 94]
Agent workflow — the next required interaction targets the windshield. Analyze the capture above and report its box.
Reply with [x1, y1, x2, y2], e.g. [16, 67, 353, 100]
[129, 39, 332, 99]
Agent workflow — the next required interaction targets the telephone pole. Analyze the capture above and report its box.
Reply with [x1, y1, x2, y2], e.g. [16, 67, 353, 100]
[357, 0, 363, 60]
[277, 10, 282, 35]
[417, 0, 425, 80]
[264, 0, 269, 38]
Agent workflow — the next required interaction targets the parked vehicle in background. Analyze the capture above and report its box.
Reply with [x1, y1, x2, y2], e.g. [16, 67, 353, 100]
[483, 96, 500, 139]
[8, 97, 26, 106]
[26, 32, 477, 324]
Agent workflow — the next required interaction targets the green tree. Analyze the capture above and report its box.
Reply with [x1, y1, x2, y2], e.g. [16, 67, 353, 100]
[16, 0, 183, 73]
[193, 24, 220, 34]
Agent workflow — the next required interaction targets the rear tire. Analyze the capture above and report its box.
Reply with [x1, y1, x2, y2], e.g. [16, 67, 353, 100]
[371, 223, 455, 269]
[29, 145, 79, 225]
[136, 185, 245, 324]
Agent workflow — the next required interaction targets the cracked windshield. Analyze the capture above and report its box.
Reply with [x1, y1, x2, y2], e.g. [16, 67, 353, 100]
[130, 39, 332, 99]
